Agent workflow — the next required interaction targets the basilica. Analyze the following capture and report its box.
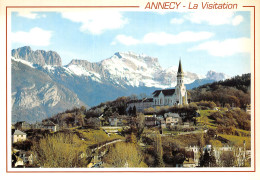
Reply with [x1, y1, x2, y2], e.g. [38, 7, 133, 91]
[127, 60, 188, 113]
[152, 60, 188, 106]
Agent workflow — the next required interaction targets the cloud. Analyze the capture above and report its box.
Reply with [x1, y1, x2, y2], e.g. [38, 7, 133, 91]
[113, 31, 214, 46]
[112, 35, 140, 45]
[61, 11, 128, 35]
[184, 11, 243, 26]
[17, 11, 46, 19]
[11, 27, 52, 46]
[232, 15, 244, 26]
[188, 38, 251, 57]
[170, 18, 184, 24]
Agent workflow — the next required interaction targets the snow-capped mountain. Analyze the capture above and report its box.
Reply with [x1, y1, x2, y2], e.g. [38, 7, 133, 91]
[11, 46, 229, 123]
[62, 51, 203, 89]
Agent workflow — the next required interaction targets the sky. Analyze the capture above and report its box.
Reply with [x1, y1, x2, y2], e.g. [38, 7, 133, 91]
[10, 10, 251, 77]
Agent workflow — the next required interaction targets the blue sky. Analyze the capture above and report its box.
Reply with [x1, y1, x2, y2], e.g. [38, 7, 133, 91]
[11, 10, 251, 77]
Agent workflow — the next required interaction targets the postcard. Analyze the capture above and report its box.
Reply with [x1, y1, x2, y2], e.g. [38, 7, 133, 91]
[0, 0, 260, 179]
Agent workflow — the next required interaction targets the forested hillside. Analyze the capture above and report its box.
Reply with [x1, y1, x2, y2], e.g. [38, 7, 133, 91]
[189, 73, 250, 108]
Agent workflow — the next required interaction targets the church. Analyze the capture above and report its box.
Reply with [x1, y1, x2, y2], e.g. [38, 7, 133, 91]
[152, 60, 188, 106]
[126, 59, 188, 113]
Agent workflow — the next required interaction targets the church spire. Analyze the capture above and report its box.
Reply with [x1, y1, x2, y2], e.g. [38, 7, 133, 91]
[178, 58, 183, 74]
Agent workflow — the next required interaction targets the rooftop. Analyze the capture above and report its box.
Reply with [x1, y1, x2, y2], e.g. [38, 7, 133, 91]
[178, 59, 184, 74]
[12, 129, 26, 135]
[152, 89, 175, 97]
[128, 98, 153, 104]
[43, 121, 56, 126]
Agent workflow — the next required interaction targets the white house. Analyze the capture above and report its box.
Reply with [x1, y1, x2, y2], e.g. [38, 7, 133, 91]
[12, 129, 27, 143]
[43, 121, 57, 132]
[153, 60, 188, 106]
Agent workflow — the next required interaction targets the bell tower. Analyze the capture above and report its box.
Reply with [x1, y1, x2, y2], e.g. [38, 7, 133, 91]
[177, 59, 184, 86]
[175, 59, 188, 105]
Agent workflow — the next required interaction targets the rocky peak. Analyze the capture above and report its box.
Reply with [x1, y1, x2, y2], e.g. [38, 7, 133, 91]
[12, 46, 62, 66]
[67, 59, 104, 75]
[111, 51, 161, 70]
[68, 59, 91, 66]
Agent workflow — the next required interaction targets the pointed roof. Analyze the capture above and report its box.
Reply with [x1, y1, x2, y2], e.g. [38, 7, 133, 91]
[12, 129, 26, 135]
[178, 59, 183, 73]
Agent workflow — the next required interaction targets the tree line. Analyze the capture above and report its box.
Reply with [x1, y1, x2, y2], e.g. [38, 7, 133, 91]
[189, 73, 250, 108]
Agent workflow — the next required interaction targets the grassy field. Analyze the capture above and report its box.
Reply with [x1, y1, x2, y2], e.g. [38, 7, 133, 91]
[197, 109, 251, 149]
[196, 110, 217, 128]
[162, 133, 204, 148]
[64, 128, 124, 147]
[219, 134, 251, 149]
[197, 110, 251, 135]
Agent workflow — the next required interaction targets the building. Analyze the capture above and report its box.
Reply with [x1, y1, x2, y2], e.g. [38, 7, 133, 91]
[108, 116, 123, 126]
[19, 150, 34, 165]
[153, 60, 188, 106]
[126, 59, 188, 112]
[183, 158, 196, 168]
[12, 129, 27, 143]
[246, 104, 251, 114]
[126, 98, 153, 113]
[43, 121, 57, 132]
[185, 145, 200, 166]
[145, 116, 158, 127]
[160, 119, 166, 128]
[164, 112, 182, 126]
[14, 121, 31, 130]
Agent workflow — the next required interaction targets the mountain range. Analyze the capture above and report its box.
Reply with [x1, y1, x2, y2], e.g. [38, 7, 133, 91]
[11, 46, 229, 123]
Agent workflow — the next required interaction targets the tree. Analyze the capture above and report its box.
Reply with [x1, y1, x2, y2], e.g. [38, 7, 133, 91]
[139, 93, 147, 99]
[136, 113, 145, 139]
[85, 117, 100, 129]
[189, 102, 198, 109]
[130, 94, 138, 100]
[80, 106, 86, 113]
[76, 112, 85, 126]
[128, 106, 133, 115]
[198, 134, 205, 147]
[13, 140, 33, 151]
[132, 106, 137, 116]
[32, 133, 87, 167]
[128, 132, 137, 144]
[199, 149, 217, 167]
[173, 152, 185, 167]
[209, 101, 217, 109]
[154, 132, 164, 167]
[224, 103, 231, 110]
[144, 107, 155, 114]
[103, 142, 145, 167]
[219, 151, 235, 167]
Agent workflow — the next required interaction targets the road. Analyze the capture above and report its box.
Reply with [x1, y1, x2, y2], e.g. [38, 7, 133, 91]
[91, 139, 124, 152]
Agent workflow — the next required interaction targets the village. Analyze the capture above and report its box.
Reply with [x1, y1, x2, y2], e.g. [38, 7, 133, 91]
[11, 104, 251, 168]
[11, 61, 251, 168]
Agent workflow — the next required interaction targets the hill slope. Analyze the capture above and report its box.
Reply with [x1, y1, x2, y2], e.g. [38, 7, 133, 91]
[189, 73, 251, 108]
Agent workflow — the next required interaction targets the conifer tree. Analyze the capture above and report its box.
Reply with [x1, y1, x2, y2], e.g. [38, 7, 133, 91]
[154, 132, 164, 167]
